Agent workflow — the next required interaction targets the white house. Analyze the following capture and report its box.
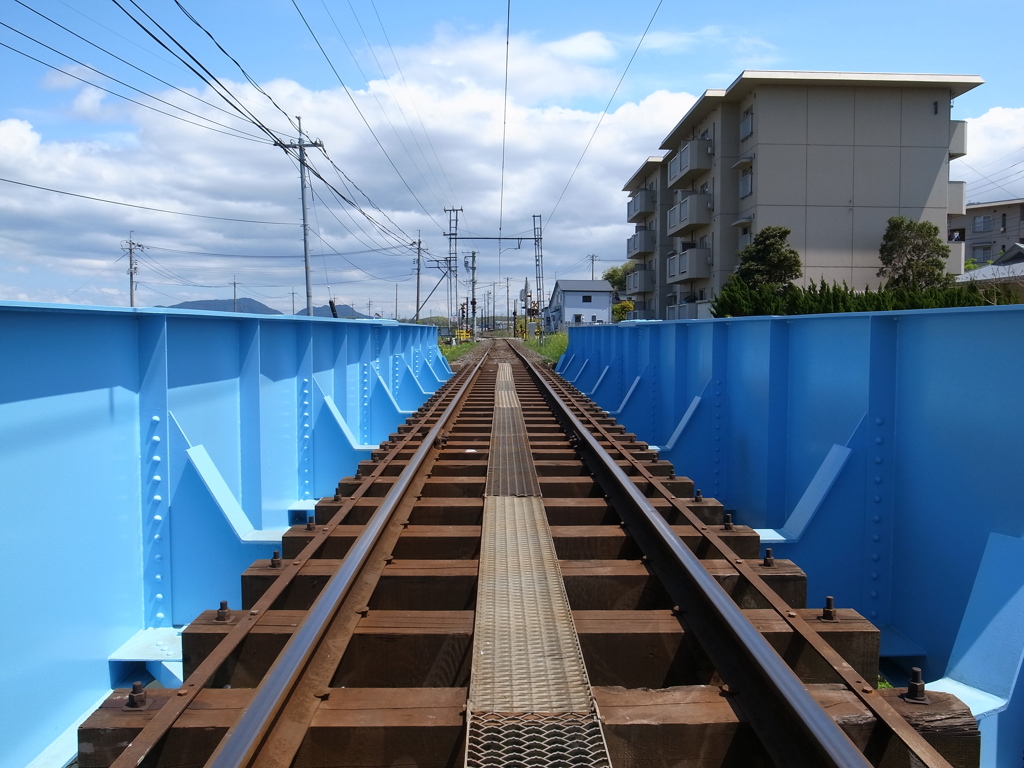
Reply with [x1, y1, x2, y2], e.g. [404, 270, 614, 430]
[546, 279, 614, 330]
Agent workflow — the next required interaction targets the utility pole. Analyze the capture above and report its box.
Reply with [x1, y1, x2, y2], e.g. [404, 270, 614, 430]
[589, 253, 599, 279]
[275, 116, 323, 316]
[415, 234, 422, 322]
[122, 233, 142, 308]
[467, 250, 478, 339]
[395, 283, 398, 320]
[291, 289, 296, 315]
[506, 277, 511, 334]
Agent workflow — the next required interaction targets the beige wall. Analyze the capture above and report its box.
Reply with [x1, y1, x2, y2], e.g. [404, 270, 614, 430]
[630, 76, 969, 315]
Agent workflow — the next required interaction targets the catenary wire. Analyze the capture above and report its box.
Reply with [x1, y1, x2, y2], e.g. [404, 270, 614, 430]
[289, 0, 444, 232]
[0, 26, 271, 143]
[0, 177, 297, 224]
[544, 0, 664, 232]
[13, 1, 266, 131]
[367, 0, 460, 207]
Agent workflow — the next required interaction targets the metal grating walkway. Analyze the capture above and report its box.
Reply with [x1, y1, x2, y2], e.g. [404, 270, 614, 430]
[466, 363, 611, 768]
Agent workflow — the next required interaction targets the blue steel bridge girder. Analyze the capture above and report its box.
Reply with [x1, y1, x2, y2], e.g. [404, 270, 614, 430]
[558, 308, 1024, 768]
[0, 302, 451, 768]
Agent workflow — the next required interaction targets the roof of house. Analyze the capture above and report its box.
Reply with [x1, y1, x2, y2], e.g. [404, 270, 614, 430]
[956, 258, 1024, 283]
[965, 198, 1024, 211]
[660, 70, 984, 150]
[550, 279, 613, 299]
[622, 155, 666, 192]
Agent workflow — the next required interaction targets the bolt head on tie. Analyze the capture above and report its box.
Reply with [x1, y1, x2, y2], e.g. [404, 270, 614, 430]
[723, 513, 734, 531]
[821, 595, 837, 621]
[125, 681, 149, 710]
[306, 518, 316, 531]
[904, 666, 930, 705]
[694, 489, 703, 502]
[762, 548, 775, 567]
[270, 551, 282, 569]
[216, 600, 230, 622]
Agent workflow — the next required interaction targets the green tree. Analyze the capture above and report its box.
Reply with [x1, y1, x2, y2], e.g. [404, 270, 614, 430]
[735, 226, 803, 289]
[877, 216, 952, 290]
[612, 299, 633, 322]
[601, 262, 634, 294]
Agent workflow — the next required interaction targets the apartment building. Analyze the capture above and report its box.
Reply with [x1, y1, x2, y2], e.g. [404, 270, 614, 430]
[623, 71, 983, 319]
[949, 198, 1024, 265]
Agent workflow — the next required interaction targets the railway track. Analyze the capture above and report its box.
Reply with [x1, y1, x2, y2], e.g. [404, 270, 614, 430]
[79, 339, 977, 768]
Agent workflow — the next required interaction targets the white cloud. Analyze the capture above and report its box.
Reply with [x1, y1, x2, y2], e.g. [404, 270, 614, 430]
[0, 27, 688, 315]
[544, 32, 617, 61]
[952, 107, 1024, 203]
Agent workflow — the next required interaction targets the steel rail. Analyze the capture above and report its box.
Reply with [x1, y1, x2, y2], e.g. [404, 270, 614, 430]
[515, 344, 873, 768]
[537, 359, 955, 768]
[107, 355, 478, 768]
[205, 348, 490, 768]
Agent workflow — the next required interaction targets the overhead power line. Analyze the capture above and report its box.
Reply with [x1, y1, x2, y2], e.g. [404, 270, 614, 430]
[0, 28, 270, 143]
[545, 0, 665, 231]
[13, 0, 264, 129]
[289, 0, 444, 232]
[0, 177, 297, 224]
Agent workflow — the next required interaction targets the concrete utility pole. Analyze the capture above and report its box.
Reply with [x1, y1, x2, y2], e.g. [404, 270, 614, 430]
[233, 276, 237, 312]
[589, 253, 599, 279]
[467, 250, 478, 338]
[122, 233, 142, 308]
[415, 235, 422, 322]
[275, 116, 323, 316]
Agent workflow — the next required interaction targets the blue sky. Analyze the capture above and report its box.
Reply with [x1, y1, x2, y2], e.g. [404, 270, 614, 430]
[1, 0, 1021, 314]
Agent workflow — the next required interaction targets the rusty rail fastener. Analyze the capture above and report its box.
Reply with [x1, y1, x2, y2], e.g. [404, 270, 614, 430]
[723, 513, 734, 531]
[306, 518, 316, 531]
[216, 600, 230, 622]
[270, 550, 282, 569]
[821, 595, 837, 621]
[694, 489, 703, 502]
[904, 667, 931, 705]
[761, 548, 775, 567]
[126, 681, 148, 709]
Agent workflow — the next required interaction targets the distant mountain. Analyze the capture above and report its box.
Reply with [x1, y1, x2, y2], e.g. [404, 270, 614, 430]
[155, 299, 373, 319]
[296, 304, 370, 319]
[158, 298, 282, 314]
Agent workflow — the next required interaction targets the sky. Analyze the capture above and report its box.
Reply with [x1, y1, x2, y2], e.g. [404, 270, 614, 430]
[1, 0, 1022, 317]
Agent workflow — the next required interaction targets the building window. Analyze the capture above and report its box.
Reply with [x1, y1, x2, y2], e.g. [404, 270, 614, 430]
[972, 246, 992, 262]
[700, 128, 710, 141]
[972, 215, 993, 233]
[739, 167, 753, 198]
[699, 181, 710, 195]
[740, 108, 753, 140]
[1002, 213, 1007, 232]
[582, 295, 592, 303]
[667, 255, 676, 276]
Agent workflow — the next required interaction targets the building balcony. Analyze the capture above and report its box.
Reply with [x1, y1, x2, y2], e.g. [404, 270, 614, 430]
[667, 302, 699, 320]
[625, 268, 656, 295]
[626, 189, 655, 223]
[948, 180, 966, 217]
[667, 248, 712, 283]
[666, 194, 713, 236]
[626, 230, 656, 259]
[667, 140, 713, 189]
[949, 120, 967, 159]
[947, 240, 965, 275]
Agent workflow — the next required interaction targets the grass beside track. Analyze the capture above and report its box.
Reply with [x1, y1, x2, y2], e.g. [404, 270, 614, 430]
[523, 332, 568, 363]
[441, 342, 477, 363]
